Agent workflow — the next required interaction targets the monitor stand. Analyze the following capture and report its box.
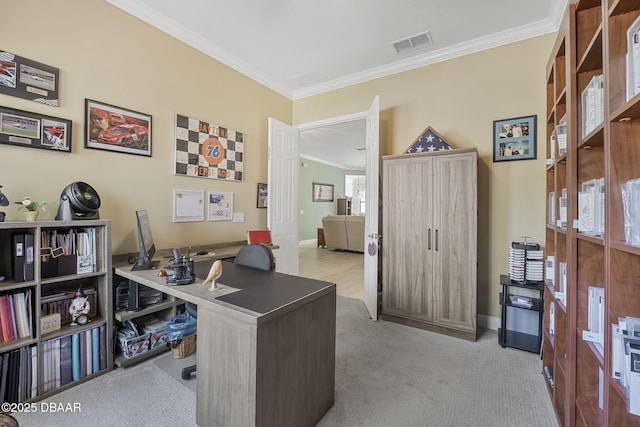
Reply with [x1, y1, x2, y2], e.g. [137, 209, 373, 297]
[130, 260, 159, 271]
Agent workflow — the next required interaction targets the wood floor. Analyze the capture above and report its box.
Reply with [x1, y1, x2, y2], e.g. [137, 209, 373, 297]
[298, 240, 364, 300]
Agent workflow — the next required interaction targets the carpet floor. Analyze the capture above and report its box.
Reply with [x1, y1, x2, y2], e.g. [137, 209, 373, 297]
[12, 296, 557, 427]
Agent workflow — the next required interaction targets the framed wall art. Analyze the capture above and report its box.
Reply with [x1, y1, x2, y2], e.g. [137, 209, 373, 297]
[85, 99, 152, 157]
[172, 189, 204, 223]
[313, 182, 334, 202]
[0, 50, 60, 106]
[493, 115, 537, 162]
[208, 191, 233, 221]
[0, 105, 71, 152]
[257, 183, 267, 208]
[174, 114, 244, 182]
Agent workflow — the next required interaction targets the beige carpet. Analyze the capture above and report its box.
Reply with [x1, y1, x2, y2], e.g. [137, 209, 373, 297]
[13, 296, 557, 427]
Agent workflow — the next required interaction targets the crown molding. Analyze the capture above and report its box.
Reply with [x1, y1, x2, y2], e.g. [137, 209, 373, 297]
[292, 17, 558, 100]
[105, 0, 295, 99]
[300, 154, 350, 170]
[107, 0, 564, 102]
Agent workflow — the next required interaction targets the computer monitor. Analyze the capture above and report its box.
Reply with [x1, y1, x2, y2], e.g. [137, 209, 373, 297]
[131, 209, 159, 271]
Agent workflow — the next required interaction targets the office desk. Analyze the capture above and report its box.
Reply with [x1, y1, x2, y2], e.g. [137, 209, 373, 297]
[114, 260, 336, 427]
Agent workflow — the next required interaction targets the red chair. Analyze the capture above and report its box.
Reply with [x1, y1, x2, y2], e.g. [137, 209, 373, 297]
[247, 230, 272, 245]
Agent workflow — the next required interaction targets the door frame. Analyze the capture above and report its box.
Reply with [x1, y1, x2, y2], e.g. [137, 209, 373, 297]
[296, 110, 369, 298]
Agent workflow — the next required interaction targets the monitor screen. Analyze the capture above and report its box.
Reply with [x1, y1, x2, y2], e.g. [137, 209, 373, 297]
[131, 209, 158, 271]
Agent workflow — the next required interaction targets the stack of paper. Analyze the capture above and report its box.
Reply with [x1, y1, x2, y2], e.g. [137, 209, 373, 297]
[525, 250, 544, 282]
[622, 178, 640, 246]
[611, 316, 640, 416]
[508, 247, 526, 282]
[581, 74, 604, 138]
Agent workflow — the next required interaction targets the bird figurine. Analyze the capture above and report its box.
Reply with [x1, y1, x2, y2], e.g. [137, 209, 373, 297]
[203, 260, 223, 291]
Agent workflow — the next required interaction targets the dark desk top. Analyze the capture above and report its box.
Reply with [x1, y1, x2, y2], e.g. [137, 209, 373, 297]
[194, 260, 334, 314]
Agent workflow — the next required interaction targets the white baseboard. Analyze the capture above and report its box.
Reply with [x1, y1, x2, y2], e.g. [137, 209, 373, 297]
[479, 314, 500, 331]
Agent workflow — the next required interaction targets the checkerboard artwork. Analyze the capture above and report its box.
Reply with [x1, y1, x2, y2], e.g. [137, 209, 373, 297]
[174, 114, 244, 181]
[404, 126, 455, 154]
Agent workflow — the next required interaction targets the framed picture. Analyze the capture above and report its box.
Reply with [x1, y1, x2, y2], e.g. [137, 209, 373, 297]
[257, 183, 267, 208]
[493, 115, 537, 162]
[0, 50, 60, 106]
[85, 99, 152, 157]
[172, 189, 204, 223]
[208, 191, 233, 221]
[0, 105, 71, 152]
[313, 182, 334, 202]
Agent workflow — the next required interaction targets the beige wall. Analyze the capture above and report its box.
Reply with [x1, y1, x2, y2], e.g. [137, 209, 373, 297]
[293, 34, 556, 319]
[1, 0, 291, 255]
[1, 0, 555, 319]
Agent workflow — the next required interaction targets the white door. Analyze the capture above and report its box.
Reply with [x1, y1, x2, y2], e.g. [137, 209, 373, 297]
[364, 96, 380, 320]
[267, 118, 299, 275]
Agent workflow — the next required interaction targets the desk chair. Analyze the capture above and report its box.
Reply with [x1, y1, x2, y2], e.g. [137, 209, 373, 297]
[234, 244, 275, 271]
[181, 244, 275, 380]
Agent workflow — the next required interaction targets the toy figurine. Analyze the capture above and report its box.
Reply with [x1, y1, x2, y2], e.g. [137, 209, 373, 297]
[69, 287, 91, 325]
[203, 260, 222, 291]
[0, 185, 8, 222]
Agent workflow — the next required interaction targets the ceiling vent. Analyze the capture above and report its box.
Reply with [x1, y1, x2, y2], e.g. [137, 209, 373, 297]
[391, 31, 432, 54]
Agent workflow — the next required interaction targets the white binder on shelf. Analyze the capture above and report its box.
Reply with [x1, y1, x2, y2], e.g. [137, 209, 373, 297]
[626, 16, 640, 101]
[582, 286, 604, 356]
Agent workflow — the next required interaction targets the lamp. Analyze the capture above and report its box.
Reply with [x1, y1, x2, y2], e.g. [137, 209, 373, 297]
[55, 182, 101, 220]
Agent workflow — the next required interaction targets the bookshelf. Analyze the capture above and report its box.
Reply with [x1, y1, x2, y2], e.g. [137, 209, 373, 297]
[0, 219, 112, 403]
[544, 0, 640, 425]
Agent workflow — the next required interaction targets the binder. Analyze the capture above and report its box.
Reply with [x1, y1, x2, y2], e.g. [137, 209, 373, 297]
[71, 333, 80, 381]
[92, 327, 100, 373]
[12, 234, 25, 282]
[24, 233, 34, 281]
[60, 335, 72, 386]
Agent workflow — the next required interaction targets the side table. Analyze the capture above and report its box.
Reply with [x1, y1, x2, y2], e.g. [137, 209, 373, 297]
[498, 274, 544, 354]
[317, 228, 326, 247]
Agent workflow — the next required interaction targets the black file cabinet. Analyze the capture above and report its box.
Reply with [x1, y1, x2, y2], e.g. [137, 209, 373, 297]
[498, 274, 544, 354]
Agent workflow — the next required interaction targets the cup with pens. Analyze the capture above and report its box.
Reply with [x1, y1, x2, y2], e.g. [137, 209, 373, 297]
[166, 248, 195, 286]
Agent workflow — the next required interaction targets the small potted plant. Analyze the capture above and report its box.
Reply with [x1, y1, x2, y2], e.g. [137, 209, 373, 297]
[15, 196, 47, 221]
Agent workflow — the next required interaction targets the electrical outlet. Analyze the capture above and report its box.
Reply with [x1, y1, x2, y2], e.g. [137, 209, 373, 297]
[233, 213, 244, 223]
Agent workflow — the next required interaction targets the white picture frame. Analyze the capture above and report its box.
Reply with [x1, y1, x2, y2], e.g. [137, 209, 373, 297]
[172, 189, 204, 222]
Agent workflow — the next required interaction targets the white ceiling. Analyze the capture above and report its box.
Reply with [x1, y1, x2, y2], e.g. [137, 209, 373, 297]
[106, 0, 566, 170]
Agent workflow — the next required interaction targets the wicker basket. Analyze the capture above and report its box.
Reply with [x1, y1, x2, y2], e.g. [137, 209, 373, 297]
[171, 335, 196, 359]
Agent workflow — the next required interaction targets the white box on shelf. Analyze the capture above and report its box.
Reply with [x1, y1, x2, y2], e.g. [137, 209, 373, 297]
[626, 16, 640, 101]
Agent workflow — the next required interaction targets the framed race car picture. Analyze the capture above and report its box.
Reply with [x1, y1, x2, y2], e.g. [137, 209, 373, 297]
[84, 99, 152, 157]
[0, 105, 71, 152]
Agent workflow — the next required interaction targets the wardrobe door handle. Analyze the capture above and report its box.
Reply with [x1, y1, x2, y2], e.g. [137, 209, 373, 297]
[435, 229, 438, 251]
[428, 228, 431, 250]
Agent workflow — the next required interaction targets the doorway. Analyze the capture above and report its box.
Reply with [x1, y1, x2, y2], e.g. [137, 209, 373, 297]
[296, 114, 367, 300]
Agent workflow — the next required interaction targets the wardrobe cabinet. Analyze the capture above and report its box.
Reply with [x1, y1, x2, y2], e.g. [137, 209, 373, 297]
[381, 148, 477, 341]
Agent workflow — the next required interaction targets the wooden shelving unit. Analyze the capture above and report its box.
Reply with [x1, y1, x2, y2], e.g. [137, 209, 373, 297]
[0, 219, 112, 402]
[544, 1, 640, 425]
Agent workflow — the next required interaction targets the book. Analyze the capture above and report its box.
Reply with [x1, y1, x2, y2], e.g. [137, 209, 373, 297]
[79, 330, 87, 379]
[92, 327, 100, 373]
[85, 329, 92, 376]
[71, 333, 80, 381]
[99, 324, 106, 371]
[29, 345, 37, 399]
[60, 335, 72, 386]
[53, 338, 61, 389]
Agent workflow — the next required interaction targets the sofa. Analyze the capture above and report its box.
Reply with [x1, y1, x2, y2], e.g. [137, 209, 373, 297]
[321, 215, 365, 252]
